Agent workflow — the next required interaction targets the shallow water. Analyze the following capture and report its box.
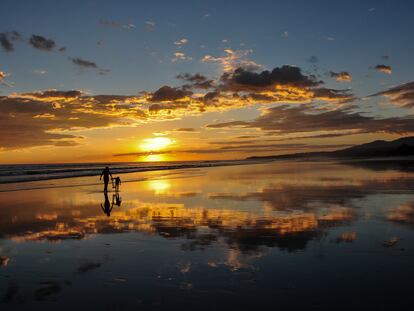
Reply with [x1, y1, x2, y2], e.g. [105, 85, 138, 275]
[1, 160, 414, 310]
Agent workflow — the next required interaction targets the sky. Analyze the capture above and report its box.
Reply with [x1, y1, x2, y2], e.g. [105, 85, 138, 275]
[1, 0, 414, 163]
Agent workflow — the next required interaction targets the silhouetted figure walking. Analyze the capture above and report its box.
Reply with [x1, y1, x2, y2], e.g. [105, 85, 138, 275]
[100, 166, 113, 192]
[101, 192, 113, 217]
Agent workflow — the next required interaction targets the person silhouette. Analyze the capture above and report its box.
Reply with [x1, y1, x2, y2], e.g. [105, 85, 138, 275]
[101, 192, 113, 217]
[100, 166, 113, 192]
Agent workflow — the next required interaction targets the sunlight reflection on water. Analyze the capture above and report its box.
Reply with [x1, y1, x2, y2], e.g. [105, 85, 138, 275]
[1, 160, 414, 309]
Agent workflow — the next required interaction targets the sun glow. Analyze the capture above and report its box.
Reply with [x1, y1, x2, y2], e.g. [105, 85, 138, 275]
[143, 154, 165, 162]
[139, 137, 173, 152]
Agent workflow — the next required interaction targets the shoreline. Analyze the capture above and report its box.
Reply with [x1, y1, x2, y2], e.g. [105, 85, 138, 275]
[0, 159, 266, 186]
[0, 159, 268, 192]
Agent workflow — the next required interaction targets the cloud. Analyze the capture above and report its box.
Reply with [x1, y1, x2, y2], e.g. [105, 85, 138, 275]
[0, 31, 21, 52]
[202, 91, 220, 104]
[70, 58, 97, 68]
[150, 85, 192, 102]
[33, 69, 47, 75]
[374, 64, 392, 74]
[202, 49, 262, 72]
[29, 35, 56, 51]
[176, 73, 214, 90]
[221, 66, 321, 91]
[216, 66, 352, 104]
[69, 58, 109, 74]
[329, 71, 352, 82]
[20, 89, 84, 99]
[173, 128, 197, 132]
[172, 52, 192, 62]
[184, 143, 351, 154]
[174, 38, 188, 47]
[209, 132, 354, 145]
[148, 102, 189, 114]
[145, 21, 156, 32]
[0, 71, 7, 81]
[0, 79, 353, 152]
[0, 33, 13, 52]
[99, 19, 135, 30]
[311, 88, 353, 101]
[0, 70, 11, 86]
[0, 91, 147, 149]
[206, 105, 414, 135]
[370, 81, 414, 108]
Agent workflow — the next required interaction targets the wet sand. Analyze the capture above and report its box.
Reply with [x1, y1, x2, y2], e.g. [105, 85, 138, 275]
[1, 160, 414, 310]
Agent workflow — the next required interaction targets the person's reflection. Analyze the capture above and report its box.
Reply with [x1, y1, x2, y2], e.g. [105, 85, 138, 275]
[101, 192, 114, 217]
[112, 192, 122, 207]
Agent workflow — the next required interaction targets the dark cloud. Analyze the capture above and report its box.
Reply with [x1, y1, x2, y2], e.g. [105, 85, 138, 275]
[99, 19, 135, 30]
[202, 65, 354, 104]
[0, 33, 13, 52]
[176, 73, 214, 90]
[98, 69, 110, 75]
[220, 65, 321, 91]
[311, 87, 353, 101]
[209, 133, 353, 145]
[0, 31, 21, 52]
[148, 102, 189, 113]
[207, 120, 248, 129]
[206, 105, 414, 135]
[29, 35, 56, 51]
[22, 90, 83, 99]
[173, 128, 197, 132]
[176, 73, 207, 83]
[70, 58, 98, 68]
[370, 81, 414, 108]
[198, 143, 350, 153]
[203, 91, 220, 104]
[374, 64, 392, 74]
[69, 58, 109, 75]
[329, 71, 352, 82]
[150, 85, 191, 102]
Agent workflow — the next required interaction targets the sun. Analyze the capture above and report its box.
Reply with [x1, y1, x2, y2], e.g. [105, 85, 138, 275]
[139, 137, 173, 152]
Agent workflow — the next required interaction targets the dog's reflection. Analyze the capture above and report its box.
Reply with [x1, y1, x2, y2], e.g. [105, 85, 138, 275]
[101, 192, 122, 217]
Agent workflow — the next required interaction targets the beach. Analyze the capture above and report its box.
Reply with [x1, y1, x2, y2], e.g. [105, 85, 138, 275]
[1, 160, 414, 309]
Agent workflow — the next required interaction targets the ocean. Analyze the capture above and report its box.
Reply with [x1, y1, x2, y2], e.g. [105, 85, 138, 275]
[0, 160, 253, 184]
